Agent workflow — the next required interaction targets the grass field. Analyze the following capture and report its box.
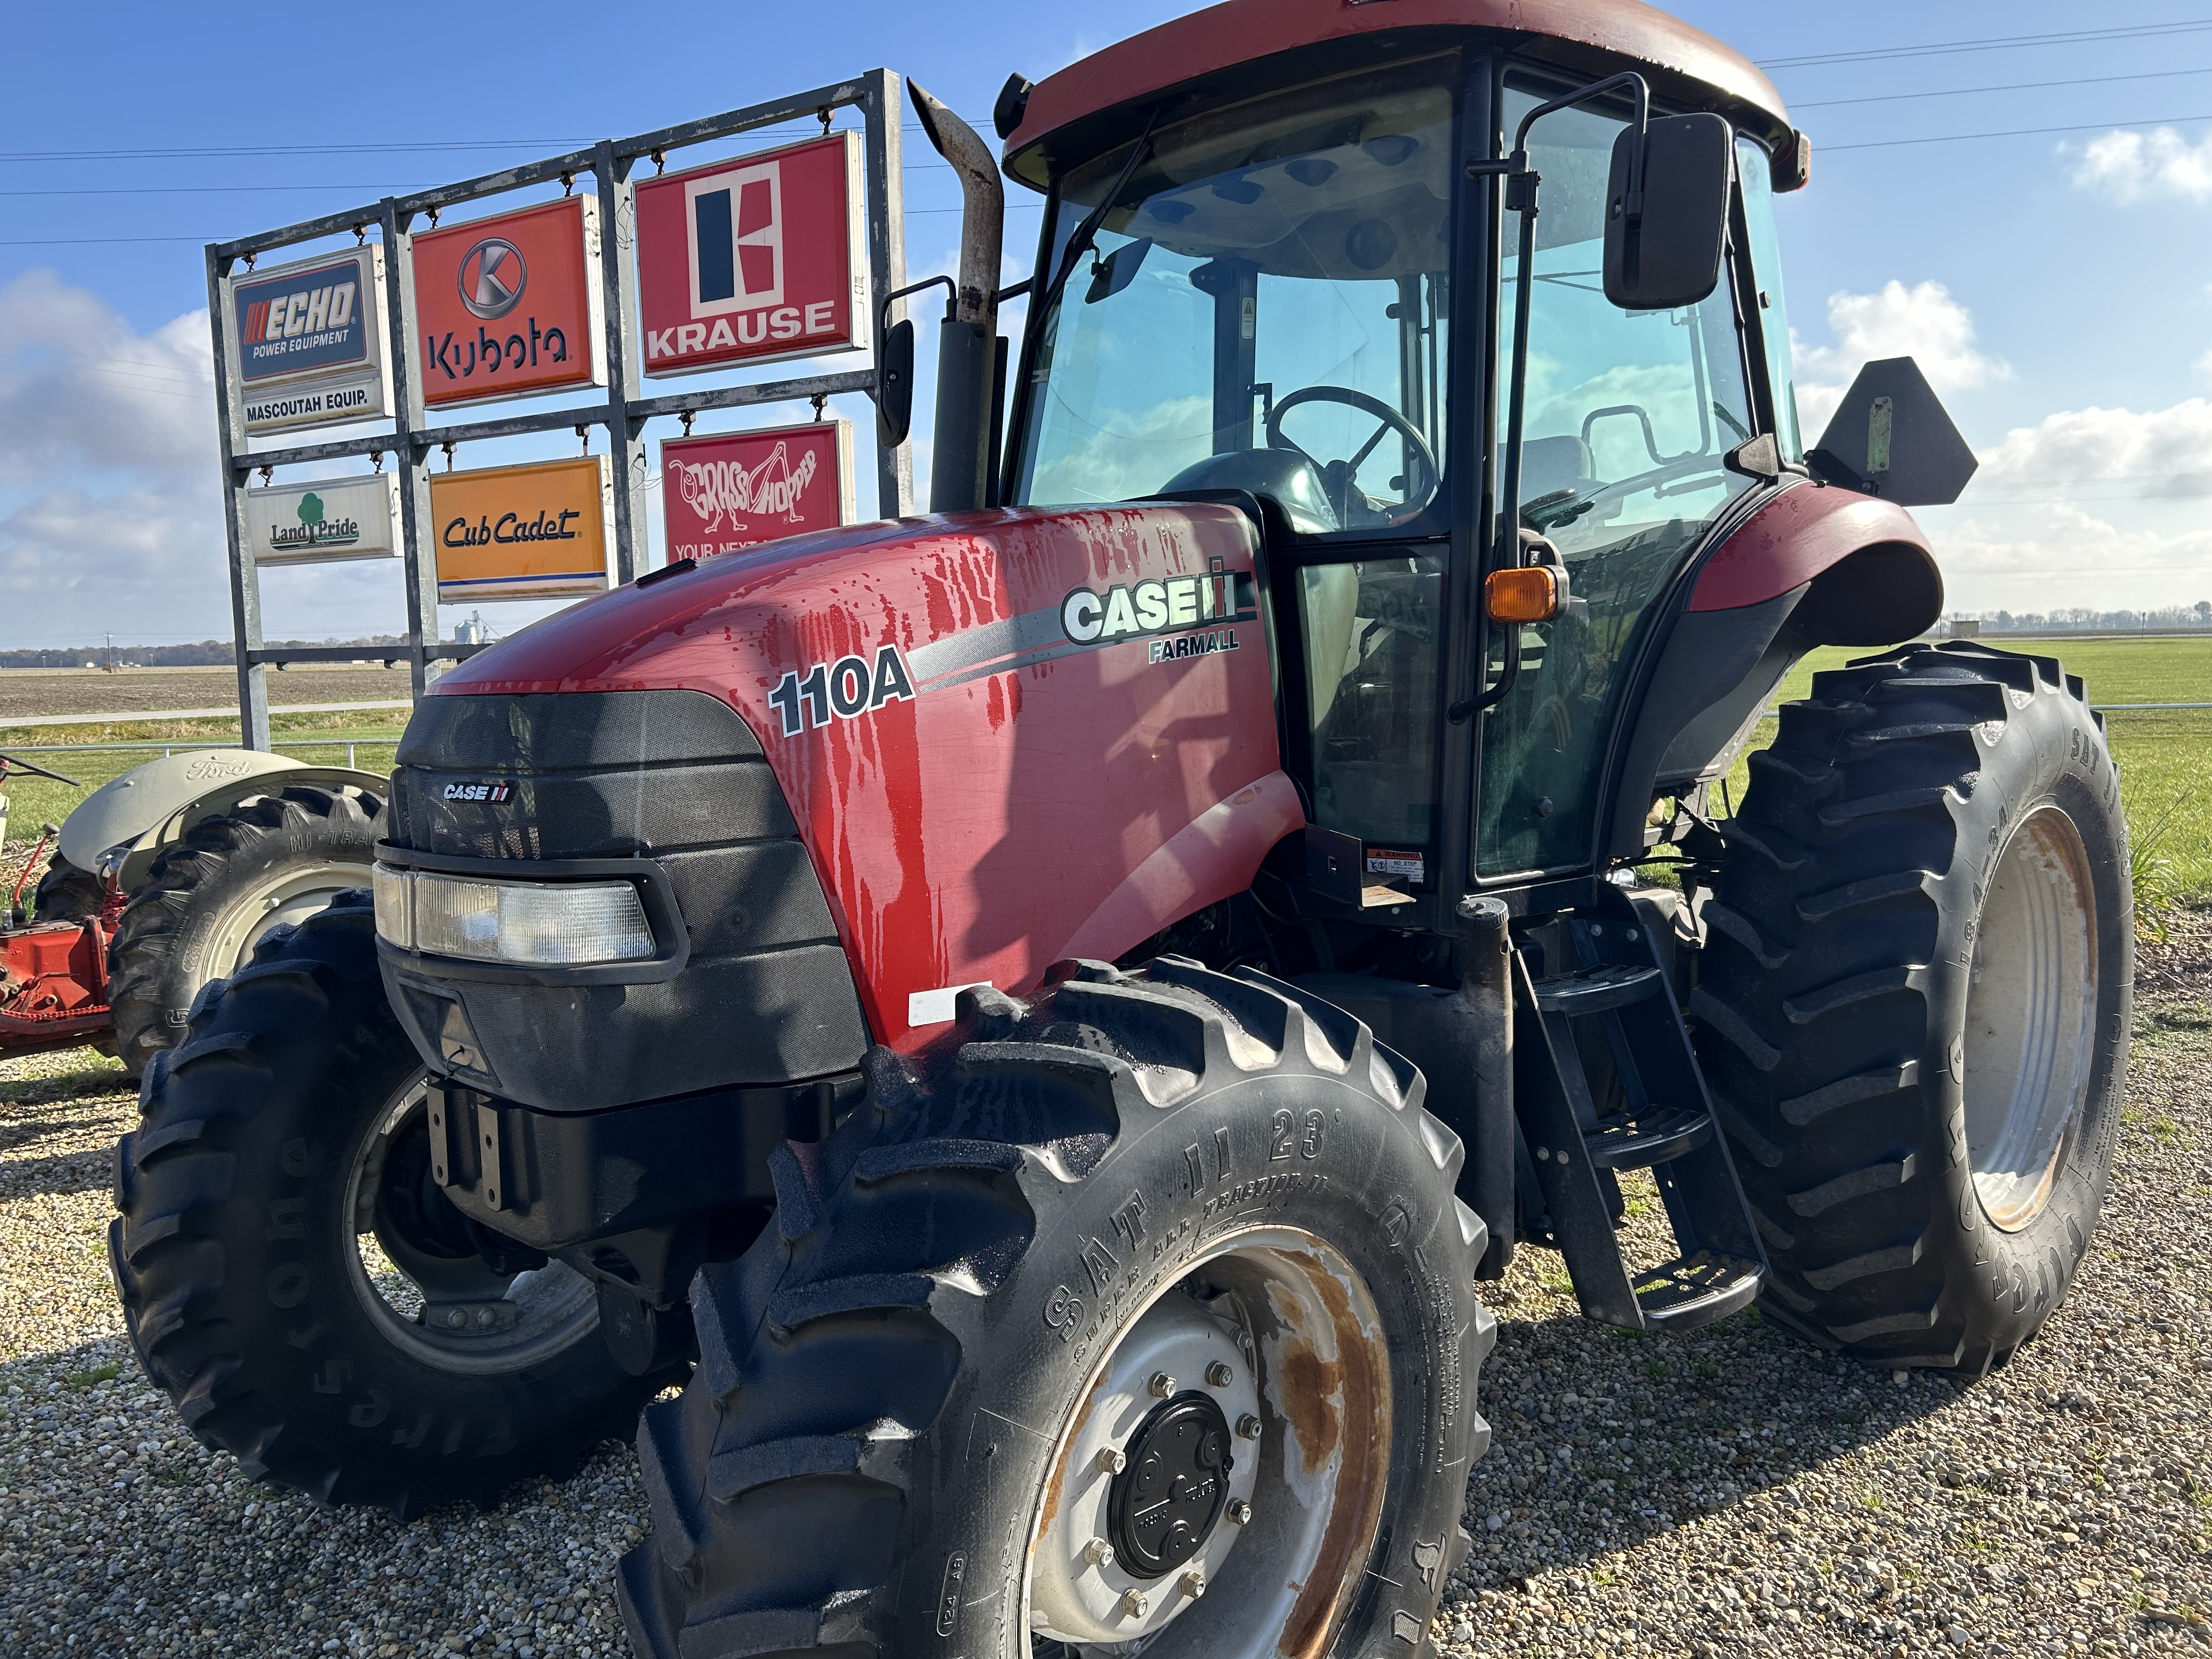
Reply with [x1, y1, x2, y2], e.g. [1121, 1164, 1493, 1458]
[1729, 636, 2211, 907]
[2, 636, 2204, 910]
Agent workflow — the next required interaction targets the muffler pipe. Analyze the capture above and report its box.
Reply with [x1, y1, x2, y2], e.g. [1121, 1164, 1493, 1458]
[909, 79, 1004, 514]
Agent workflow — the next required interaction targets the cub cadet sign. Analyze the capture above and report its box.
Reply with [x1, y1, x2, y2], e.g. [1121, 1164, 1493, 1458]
[633, 133, 869, 375]
[246, 473, 401, 565]
[429, 455, 611, 602]
[222, 245, 392, 433]
[410, 197, 606, 407]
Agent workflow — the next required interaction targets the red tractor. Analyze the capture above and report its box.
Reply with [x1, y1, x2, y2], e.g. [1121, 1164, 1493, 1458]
[112, 4, 2130, 1656]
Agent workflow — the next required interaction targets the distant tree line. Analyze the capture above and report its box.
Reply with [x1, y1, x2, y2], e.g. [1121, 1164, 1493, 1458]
[0, 638, 411, 670]
[1975, 602, 2211, 633]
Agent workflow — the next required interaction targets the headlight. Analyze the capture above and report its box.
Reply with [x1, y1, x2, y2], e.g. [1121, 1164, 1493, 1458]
[372, 863, 655, 966]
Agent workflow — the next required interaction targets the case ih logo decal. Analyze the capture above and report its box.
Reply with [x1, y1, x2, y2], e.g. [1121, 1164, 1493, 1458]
[1060, 568, 1256, 649]
[442, 781, 514, 804]
[768, 645, 916, 737]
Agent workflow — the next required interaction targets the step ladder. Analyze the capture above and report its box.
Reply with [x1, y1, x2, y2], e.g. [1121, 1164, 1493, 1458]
[1513, 902, 1765, 1333]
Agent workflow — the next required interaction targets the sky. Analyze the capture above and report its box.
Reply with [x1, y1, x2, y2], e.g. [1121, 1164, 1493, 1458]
[3, 0, 2210, 650]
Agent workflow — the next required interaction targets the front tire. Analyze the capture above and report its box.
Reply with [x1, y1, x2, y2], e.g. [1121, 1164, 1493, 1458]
[619, 957, 1494, 1659]
[1694, 640, 2132, 1371]
[110, 891, 674, 1517]
[107, 783, 382, 1078]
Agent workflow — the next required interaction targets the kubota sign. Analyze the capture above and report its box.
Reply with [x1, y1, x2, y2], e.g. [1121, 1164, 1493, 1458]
[410, 197, 606, 408]
[633, 133, 869, 376]
[220, 245, 392, 433]
[428, 455, 612, 602]
[661, 421, 854, 560]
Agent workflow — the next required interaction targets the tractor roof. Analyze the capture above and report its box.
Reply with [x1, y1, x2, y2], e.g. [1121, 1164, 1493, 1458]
[1003, 0, 1793, 190]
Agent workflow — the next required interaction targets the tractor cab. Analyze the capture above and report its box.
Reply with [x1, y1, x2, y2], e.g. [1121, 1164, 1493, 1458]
[1003, 25, 1811, 898]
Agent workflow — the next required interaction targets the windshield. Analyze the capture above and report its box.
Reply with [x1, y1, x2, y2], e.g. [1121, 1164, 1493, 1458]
[1013, 62, 1457, 535]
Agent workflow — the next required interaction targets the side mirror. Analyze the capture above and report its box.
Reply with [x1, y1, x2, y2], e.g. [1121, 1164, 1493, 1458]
[874, 317, 915, 448]
[1603, 113, 1733, 311]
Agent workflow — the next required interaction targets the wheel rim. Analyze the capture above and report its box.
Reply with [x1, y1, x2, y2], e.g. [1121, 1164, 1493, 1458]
[1962, 805, 2100, 1232]
[1024, 1227, 1391, 1657]
[340, 1072, 602, 1374]
[202, 857, 365, 979]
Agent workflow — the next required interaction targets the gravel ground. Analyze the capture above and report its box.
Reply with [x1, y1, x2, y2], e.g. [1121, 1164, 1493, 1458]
[2, 929, 2207, 1658]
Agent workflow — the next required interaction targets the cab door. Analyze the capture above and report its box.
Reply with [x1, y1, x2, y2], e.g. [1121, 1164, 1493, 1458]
[1472, 81, 1766, 882]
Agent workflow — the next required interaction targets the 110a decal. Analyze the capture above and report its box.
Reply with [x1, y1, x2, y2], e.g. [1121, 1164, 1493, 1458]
[768, 643, 915, 736]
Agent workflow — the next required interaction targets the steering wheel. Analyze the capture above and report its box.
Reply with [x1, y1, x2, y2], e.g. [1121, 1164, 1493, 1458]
[1267, 386, 1439, 526]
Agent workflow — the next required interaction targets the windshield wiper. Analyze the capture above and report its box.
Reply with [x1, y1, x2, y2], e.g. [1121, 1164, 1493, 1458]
[1041, 109, 1164, 318]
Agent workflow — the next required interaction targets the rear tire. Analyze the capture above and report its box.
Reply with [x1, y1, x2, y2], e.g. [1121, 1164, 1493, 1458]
[618, 957, 1493, 1659]
[31, 854, 104, 924]
[107, 783, 382, 1078]
[1694, 641, 2132, 1370]
[110, 891, 673, 1517]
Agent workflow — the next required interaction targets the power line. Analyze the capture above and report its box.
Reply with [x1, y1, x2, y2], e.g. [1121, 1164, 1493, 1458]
[1795, 65, 2212, 109]
[1762, 19, 2212, 70]
[1822, 112, 2212, 153]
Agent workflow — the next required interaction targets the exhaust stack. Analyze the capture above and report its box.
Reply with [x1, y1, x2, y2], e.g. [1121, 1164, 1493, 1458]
[909, 81, 1004, 513]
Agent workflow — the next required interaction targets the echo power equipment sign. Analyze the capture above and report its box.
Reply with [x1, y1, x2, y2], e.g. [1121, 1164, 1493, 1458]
[661, 420, 853, 560]
[633, 133, 869, 376]
[224, 245, 391, 433]
[409, 196, 605, 407]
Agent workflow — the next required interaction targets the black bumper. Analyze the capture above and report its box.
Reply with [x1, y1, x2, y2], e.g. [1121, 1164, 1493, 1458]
[378, 688, 871, 1112]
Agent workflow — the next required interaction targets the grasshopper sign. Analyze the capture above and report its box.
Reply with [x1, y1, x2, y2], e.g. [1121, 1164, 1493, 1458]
[247, 473, 401, 565]
[221, 245, 392, 433]
[410, 197, 606, 408]
[661, 421, 854, 559]
[634, 133, 869, 376]
[430, 455, 612, 602]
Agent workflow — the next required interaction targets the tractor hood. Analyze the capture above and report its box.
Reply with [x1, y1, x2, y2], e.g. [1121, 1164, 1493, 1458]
[418, 504, 1301, 1054]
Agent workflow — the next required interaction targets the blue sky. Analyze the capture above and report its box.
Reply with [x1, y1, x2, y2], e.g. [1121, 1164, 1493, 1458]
[3, 1, 2210, 647]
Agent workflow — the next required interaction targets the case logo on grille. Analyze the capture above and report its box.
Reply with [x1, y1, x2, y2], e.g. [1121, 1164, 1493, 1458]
[441, 781, 514, 803]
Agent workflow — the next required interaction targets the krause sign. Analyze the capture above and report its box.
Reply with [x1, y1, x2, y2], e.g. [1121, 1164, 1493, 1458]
[222, 245, 391, 433]
[429, 455, 612, 602]
[410, 197, 605, 408]
[246, 473, 401, 565]
[661, 420, 853, 560]
[634, 133, 869, 376]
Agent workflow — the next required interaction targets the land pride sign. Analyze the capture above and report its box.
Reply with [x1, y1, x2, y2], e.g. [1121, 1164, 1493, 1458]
[633, 133, 870, 376]
[221, 245, 392, 433]
[246, 473, 400, 565]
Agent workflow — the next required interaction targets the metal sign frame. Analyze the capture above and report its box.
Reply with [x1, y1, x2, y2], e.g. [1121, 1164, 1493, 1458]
[207, 70, 911, 751]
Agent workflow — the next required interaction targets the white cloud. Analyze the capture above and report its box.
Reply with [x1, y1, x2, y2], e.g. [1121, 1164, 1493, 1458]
[1977, 398, 2212, 493]
[2068, 127, 2212, 205]
[1792, 280, 2007, 438]
[1926, 501, 2212, 613]
[0, 269, 216, 484]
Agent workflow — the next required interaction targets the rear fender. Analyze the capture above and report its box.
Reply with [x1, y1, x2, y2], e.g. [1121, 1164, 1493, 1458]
[1605, 482, 1942, 859]
[60, 751, 388, 890]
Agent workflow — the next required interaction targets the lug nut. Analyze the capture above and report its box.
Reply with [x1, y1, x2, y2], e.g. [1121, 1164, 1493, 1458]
[1118, 1589, 1149, 1619]
[1180, 1569, 1206, 1599]
[1228, 1498, 1253, 1525]
[1148, 1371, 1177, 1398]
[1096, 1447, 1127, 1475]
[1083, 1537, 1115, 1567]
[1206, 1361, 1234, 1387]
[1236, 1413, 1262, 1440]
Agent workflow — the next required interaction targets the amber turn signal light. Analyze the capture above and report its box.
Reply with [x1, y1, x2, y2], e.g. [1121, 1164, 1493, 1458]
[1486, 565, 1564, 624]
